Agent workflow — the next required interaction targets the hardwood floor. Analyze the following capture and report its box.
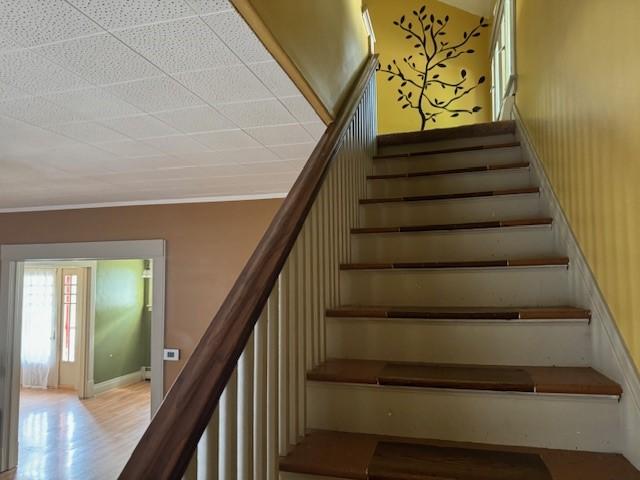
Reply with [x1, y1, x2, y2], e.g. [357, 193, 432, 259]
[0, 382, 150, 480]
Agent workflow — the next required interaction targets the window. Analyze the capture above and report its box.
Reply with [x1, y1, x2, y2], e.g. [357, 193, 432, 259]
[61, 273, 78, 363]
[491, 0, 516, 120]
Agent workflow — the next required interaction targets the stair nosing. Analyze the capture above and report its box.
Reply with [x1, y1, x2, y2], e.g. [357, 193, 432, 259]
[373, 141, 521, 160]
[340, 257, 570, 271]
[307, 359, 623, 397]
[360, 187, 540, 205]
[351, 218, 553, 235]
[367, 161, 530, 181]
[325, 307, 592, 321]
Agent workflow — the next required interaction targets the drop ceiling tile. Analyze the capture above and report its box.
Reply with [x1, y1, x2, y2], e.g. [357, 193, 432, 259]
[46, 121, 130, 143]
[68, 0, 194, 30]
[0, 80, 30, 102]
[238, 158, 306, 175]
[202, 146, 279, 163]
[29, 144, 120, 175]
[153, 105, 235, 133]
[175, 64, 271, 105]
[115, 17, 238, 74]
[245, 124, 312, 146]
[0, 48, 91, 95]
[100, 114, 180, 138]
[143, 135, 211, 155]
[36, 33, 162, 85]
[103, 155, 186, 174]
[97, 139, 162, 157]
[0, 0, 102, 47]
[0, 96, 85, 126]
[248, 61, 299, 98]
[0, 31, 23, 53]
[302, 121, 327, 140]
[44, 87, 141, 120]
[216, 99, 296, 128]
[185, 0, 233, 14]
[269, 142, 316, 160]
[0, 116, 75, 155]
[105, 76, 204, 113]
[189, 129, 260, 150]
[281, 95, 321, 123]
[202, 10, 271, 63]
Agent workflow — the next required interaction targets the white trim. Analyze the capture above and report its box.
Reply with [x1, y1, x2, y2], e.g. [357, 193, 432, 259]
[92, 370, 145, 396]
[0, 192, 288, 214]
[0, 240, 166, 473]
[514, 105, 640, 468]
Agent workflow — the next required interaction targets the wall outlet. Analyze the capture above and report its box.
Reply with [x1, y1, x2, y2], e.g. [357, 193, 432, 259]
[163, 348, 180, 361]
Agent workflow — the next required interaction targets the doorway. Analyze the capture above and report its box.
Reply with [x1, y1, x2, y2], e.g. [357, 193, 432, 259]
[0, 240, 166, 474]
[20, 264, 90, 396]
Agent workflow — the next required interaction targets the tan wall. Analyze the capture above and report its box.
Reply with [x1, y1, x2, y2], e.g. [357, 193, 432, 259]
[516, 0, 640, 368]
[367, 0, 492, 134]
[240, 0, 370, 118]
[0, 199, 282, 390]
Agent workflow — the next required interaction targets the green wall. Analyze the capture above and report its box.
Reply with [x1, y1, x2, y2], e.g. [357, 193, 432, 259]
[94, 259, 150, 384]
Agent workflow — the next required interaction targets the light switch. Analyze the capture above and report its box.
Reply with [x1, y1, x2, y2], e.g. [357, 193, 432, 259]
[163, 348, 180, 361]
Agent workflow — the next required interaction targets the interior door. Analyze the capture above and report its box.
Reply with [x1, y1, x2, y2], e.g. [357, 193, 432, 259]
[57, 268, 86, 390]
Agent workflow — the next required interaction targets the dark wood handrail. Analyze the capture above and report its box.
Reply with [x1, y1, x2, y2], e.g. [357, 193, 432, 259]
[119, 54, 379, 479]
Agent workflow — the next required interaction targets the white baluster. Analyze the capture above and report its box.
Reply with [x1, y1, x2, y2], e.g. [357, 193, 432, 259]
[197, 408, 219, 480]
[238, 333, 254, 479]
[267, 284, 280, 479]
[219, 369, 237, 480]
[253, 309, 267, 480]
[278, 267, 290, 455]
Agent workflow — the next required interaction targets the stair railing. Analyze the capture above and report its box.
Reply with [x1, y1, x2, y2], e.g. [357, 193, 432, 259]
[119, 54, 378, 480]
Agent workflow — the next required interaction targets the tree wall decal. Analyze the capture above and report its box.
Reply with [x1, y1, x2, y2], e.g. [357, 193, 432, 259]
[377, 5, 490, 130]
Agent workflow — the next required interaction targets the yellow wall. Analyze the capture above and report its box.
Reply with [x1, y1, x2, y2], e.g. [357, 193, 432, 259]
[241, 0, 370, 119]
[367, 0, 492, 134]
[516, 0, 640, 368]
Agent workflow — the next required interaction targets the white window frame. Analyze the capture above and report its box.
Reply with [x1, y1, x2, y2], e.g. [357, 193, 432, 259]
[490, 0, 517, 120]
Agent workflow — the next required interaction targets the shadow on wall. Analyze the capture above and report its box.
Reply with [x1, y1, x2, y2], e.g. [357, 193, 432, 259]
[367, 0, 493, 133]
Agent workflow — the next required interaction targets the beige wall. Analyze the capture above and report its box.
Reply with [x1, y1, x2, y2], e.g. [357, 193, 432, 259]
[516, 0, 640, 368]
[0, 199, 282, 389]
[238, 0, 370, 118]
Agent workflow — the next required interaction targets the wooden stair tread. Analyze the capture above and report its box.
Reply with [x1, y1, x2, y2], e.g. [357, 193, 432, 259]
[280, 430, 640, 480]
[373, 141, 521, 160]
[360, 187, 539, 205]
[367, 161, 530, 180]
[326, 306, 591, 320]
[307, 359, 622, 396]
[352, 217, 553, 234]
[377, 121, 517, 147]
[340, 257, 569, 271]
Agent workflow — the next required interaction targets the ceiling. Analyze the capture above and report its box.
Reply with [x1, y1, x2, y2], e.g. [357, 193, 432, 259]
[439, 0, 496, 17]
[0, 0, 325, 211]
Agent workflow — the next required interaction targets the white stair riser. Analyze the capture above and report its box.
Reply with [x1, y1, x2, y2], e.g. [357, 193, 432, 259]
[307, 383, 621, 452]
[326, 318, 591, 366]
[373, 146, 522, 175]
[360, 194, 543, 227]
[378, 134, 518, 157]
[351, 227, 558, 263]
[340, 268, 571, 307]
[368, 168, 532, 197]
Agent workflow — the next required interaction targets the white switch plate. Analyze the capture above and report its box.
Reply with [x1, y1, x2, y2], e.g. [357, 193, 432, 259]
[163, 348, 180, 361]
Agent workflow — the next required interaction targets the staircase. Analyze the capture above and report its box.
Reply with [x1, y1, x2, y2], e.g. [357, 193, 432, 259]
[279, 122, 640, 479]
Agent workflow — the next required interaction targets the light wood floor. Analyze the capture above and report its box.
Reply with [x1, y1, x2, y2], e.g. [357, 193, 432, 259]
[0, 382, 150, 480]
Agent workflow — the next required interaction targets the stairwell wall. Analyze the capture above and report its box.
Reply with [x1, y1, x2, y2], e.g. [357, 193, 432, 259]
[515, 0, 640, 371]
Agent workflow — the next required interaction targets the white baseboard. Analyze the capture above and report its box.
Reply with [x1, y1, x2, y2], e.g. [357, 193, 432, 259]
[514, 105, 640, 468]
[92, 370, 144, 396]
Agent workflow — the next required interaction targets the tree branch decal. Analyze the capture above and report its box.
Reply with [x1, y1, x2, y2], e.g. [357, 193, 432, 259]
[377, 5, 489, 130]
